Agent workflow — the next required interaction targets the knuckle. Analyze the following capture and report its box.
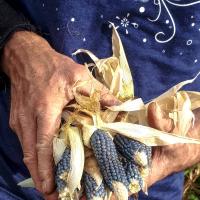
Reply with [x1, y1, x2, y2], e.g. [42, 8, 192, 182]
[23, 152, 36, 166]
[36, 136, 51, 151]
[9, 117, 17, 131]
[72, 65, 89, 82]
[38, 168, 52, 178]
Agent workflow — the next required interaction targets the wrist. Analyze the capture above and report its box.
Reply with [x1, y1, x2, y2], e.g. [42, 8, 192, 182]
[4, 31, 50, 49]
[1, 31, 54, 77]
[147, 147, 172, 187]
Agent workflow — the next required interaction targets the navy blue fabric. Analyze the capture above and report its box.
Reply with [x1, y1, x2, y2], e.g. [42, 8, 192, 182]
[1, 0, 200, 199]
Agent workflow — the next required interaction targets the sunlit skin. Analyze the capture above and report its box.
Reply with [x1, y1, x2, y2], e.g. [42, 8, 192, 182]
[1, 31, 200, 200]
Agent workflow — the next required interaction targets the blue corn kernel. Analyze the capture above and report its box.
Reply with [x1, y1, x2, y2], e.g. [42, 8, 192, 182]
[90, 129, 129, 192]
[114, 135, 150, 167]
[55, 148, 71, 192]
[145, 145, 152, 166]
[125, 161, 143, 194]
[83, 172, 106, 200]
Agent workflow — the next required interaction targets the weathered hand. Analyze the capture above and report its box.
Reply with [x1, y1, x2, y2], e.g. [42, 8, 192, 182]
[1, 31, 118, 199]
[147, 102, 200, 187]
[109, 103, 200, 200]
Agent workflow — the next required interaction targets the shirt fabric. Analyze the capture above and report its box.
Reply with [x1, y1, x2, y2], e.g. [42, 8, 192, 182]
[0, 0, 36, 50]
[1, 0, 200, 199]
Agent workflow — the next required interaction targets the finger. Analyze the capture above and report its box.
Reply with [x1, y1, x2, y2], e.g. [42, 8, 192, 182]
[9, 88, 23, 143]
[76, 77, 120, 107]
[36, 105, 62, 194]
[80, 195, 87, 200]
[18, 111, 42, 191]
[147, 102, 174, 132]
[44, 191, 58, 200]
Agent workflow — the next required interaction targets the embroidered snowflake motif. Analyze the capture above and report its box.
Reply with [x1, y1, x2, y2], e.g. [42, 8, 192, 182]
[115, 13, 139, 34]
[120, 17, 130, 28]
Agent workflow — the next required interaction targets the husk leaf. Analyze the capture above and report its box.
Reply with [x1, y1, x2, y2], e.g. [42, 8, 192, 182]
[101, 122, 200, 146]
[17, 178, 34, 188]
[53, 137, 67, 165]
[84, 155, 103, 187]
[107, 98, 145, 112]
[66, 126, 85, 193]
[111, 23, 134, 100]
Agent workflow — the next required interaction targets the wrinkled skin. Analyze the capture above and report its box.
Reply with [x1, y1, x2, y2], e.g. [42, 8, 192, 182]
[2, 31, 200, 200]
[147, 103, 200, 187]
[2, 31, 118, 200]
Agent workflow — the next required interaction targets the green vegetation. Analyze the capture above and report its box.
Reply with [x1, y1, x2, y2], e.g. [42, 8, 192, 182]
[184, 164, 200, 200]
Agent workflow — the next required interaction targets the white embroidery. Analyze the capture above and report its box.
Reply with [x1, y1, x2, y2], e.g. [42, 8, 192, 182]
[71, 18, 75, 22]
[186, 39, 193, 45]
[149, 0, 200, 43]
[143, 38, 147, 42]
[139, 7, 145, 13]
[115, 13, 139, 34]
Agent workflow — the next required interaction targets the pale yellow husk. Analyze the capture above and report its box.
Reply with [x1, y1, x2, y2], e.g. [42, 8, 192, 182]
[64, 126, 85, 194]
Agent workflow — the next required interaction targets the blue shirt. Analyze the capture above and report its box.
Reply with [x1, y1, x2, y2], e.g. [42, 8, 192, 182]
[1, 0, 200, 199]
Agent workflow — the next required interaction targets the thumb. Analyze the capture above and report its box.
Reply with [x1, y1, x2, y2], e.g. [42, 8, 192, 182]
[147, 102, 174, 132]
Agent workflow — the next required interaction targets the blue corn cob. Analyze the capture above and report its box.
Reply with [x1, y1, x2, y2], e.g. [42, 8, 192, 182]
[90, 129, 129, 195]
[83, 172, 106, 200]
[114, 135, 151, 167]
[125, 161, 143, 194]
[145, 146, 152, 166]
[55, 148, 71, 193]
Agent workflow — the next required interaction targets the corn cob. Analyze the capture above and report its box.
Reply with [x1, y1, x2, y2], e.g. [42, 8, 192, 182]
[55, 126, 85, 200]
[55, 148, 71, 194]
[83, 155, 107, 200]
[114, 135, 151, 167]
[90, 129, 129, 200]
[145, 146, 152, 167]
[83, 172, 106, 200]
[124, 161, 143, 194]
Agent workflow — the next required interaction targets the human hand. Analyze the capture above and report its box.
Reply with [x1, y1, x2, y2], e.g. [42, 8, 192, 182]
[1, 31, 118, 199]
[108, 102, 200, 200]
[147, 102, 200, 187]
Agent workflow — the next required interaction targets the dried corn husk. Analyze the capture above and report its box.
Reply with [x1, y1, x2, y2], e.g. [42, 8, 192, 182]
[63, 126, 85, 194]
[73, 23, 134, 101]
[53, 137, 67, 165]
[101, 122, 200, 146]
[84, 156, 104, 189]
[18, 178, 35, 188]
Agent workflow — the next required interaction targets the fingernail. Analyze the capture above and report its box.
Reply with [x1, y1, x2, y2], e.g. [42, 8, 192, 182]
[42, 180, 51, 194]
[42, 178, 55, 195]
[35, 183, 43, 193]
[42, 181, 47, 193]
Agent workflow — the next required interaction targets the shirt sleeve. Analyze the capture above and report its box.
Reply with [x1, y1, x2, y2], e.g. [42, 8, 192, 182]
[0, 0, 37, 49]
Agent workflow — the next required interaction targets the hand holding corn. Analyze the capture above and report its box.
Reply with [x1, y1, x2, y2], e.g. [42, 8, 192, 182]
[6, 27, 200, 200]
[2, 31, 119, 199]
[55, 101, 200, 200]
[53, 24, 200, 199]
[147, 103, 200, 187]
